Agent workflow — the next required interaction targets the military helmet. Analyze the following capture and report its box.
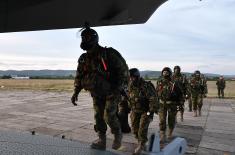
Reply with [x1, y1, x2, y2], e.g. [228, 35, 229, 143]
[129, 68, 140, 77]
[162, 67, 172, 76]
[174, 65, 181, 72]
[80, 26, 99, 50]
[194, 70, 201, 75]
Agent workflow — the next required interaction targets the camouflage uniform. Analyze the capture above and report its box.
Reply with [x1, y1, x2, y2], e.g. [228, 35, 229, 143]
[129, 78, 158, 145]
[187, 76, 193, 112]
[156, 67, 182, 142]
[172, 71, 188, 122]
[73, 45, 129, 149]
[216, 77, 226, 98]
[201, 74, 208, 98]
[188, 71, 206, 117]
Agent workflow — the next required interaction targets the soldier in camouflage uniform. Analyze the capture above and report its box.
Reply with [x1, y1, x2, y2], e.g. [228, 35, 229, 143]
[188, 70, 206, 117]
[128, 68, 159, 155]
[71, 26, 129, 150]
[172, 66, 188, 122]
[216, 76, 226, 98]
[156, 67, 182, 143]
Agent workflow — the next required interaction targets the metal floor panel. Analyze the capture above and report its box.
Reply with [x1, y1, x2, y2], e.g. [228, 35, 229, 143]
[0, 130, 120, 155]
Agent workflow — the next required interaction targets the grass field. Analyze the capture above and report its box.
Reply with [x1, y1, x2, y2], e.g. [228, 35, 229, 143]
[0, 79, 235, 98]
[0, 79, 74, 92]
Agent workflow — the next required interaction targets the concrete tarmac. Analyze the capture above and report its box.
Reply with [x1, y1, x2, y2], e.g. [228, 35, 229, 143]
[0, 90, 234, 155]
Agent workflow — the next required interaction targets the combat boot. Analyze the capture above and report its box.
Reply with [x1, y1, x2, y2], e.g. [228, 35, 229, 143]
[133, 141, 145, 155]
[193, 110, 197, 117]
[167, 129, 173, 140]
[90, 133, 106, 150]
[112, 131, 122, 150]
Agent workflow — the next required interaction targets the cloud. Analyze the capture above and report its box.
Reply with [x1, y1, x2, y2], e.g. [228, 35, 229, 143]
[0, 0, 235, 74]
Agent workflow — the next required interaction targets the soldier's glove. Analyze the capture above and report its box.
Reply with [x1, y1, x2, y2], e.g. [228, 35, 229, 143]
[71, 94, 78, 106]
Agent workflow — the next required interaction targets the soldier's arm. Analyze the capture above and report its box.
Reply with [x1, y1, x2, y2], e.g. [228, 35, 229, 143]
[73, 53, 86, 95]
[146, 82, 159, 114]
[155, 80, 159, 93]
[71, 54, 86, 106]
[183, 75, 188, 96]
[187, 78, 192, 97]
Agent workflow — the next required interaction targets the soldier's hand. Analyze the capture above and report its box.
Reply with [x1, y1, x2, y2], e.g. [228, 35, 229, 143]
[71, 94, 78, 106]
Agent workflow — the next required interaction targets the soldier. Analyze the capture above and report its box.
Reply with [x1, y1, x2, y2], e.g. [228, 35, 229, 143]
[156, 67, 182, 143]
[172, 66, 188, 122]
[128, 68, 159, 155]
[189, 70, 206, 117]
[71, 26, 129, 150]
[216, 76, 226, 98]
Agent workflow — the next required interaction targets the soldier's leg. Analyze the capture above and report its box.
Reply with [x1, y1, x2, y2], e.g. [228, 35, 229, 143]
[167, 104, 177, 139]
[133, 113, 152, 155]
[179, 101, 184, 122]
[188, 97, 192, 112]
[192, 96, 198, 117]
[222, 89, 224, 98]
[105, 94, 122, 149]
[130, 112, 141, 140]
[159, 104, 167, 143]
[198, 95, 203, 116]
[218, 89, 221, 98]
[175, 101, 179, 123]
[118, 100, 131, 133]
[91, 97, 107, 150]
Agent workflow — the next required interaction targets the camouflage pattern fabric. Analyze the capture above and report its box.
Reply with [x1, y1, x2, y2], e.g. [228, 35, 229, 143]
[130, 112, 153, 143]
[156, 77, 178, 132]
[73, 45, 129, 135]
[216, 78, 226, 98]
[128, 78, 158, 143]
[186, 77, 193, 111]
[188, 74, 206, 111]
[201, 74, 208, 97]
[93, 94, 121, 134]
[158, 103, 177, 131]
[172, 73, 188, 114]
[129, 78, 158, 114]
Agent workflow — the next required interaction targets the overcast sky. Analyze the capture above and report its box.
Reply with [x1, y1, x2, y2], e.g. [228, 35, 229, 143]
[0, 0, 235, 75]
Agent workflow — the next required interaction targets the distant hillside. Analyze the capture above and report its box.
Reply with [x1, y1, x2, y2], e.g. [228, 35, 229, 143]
[140, 71, 234, 79]
[0, 70, 75, 77]
[0, 70, 234, 79]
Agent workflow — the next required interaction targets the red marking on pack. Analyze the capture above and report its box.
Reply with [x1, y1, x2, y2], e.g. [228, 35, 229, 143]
[159, 84, 163, 91]
[101, 58, 107, 71]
